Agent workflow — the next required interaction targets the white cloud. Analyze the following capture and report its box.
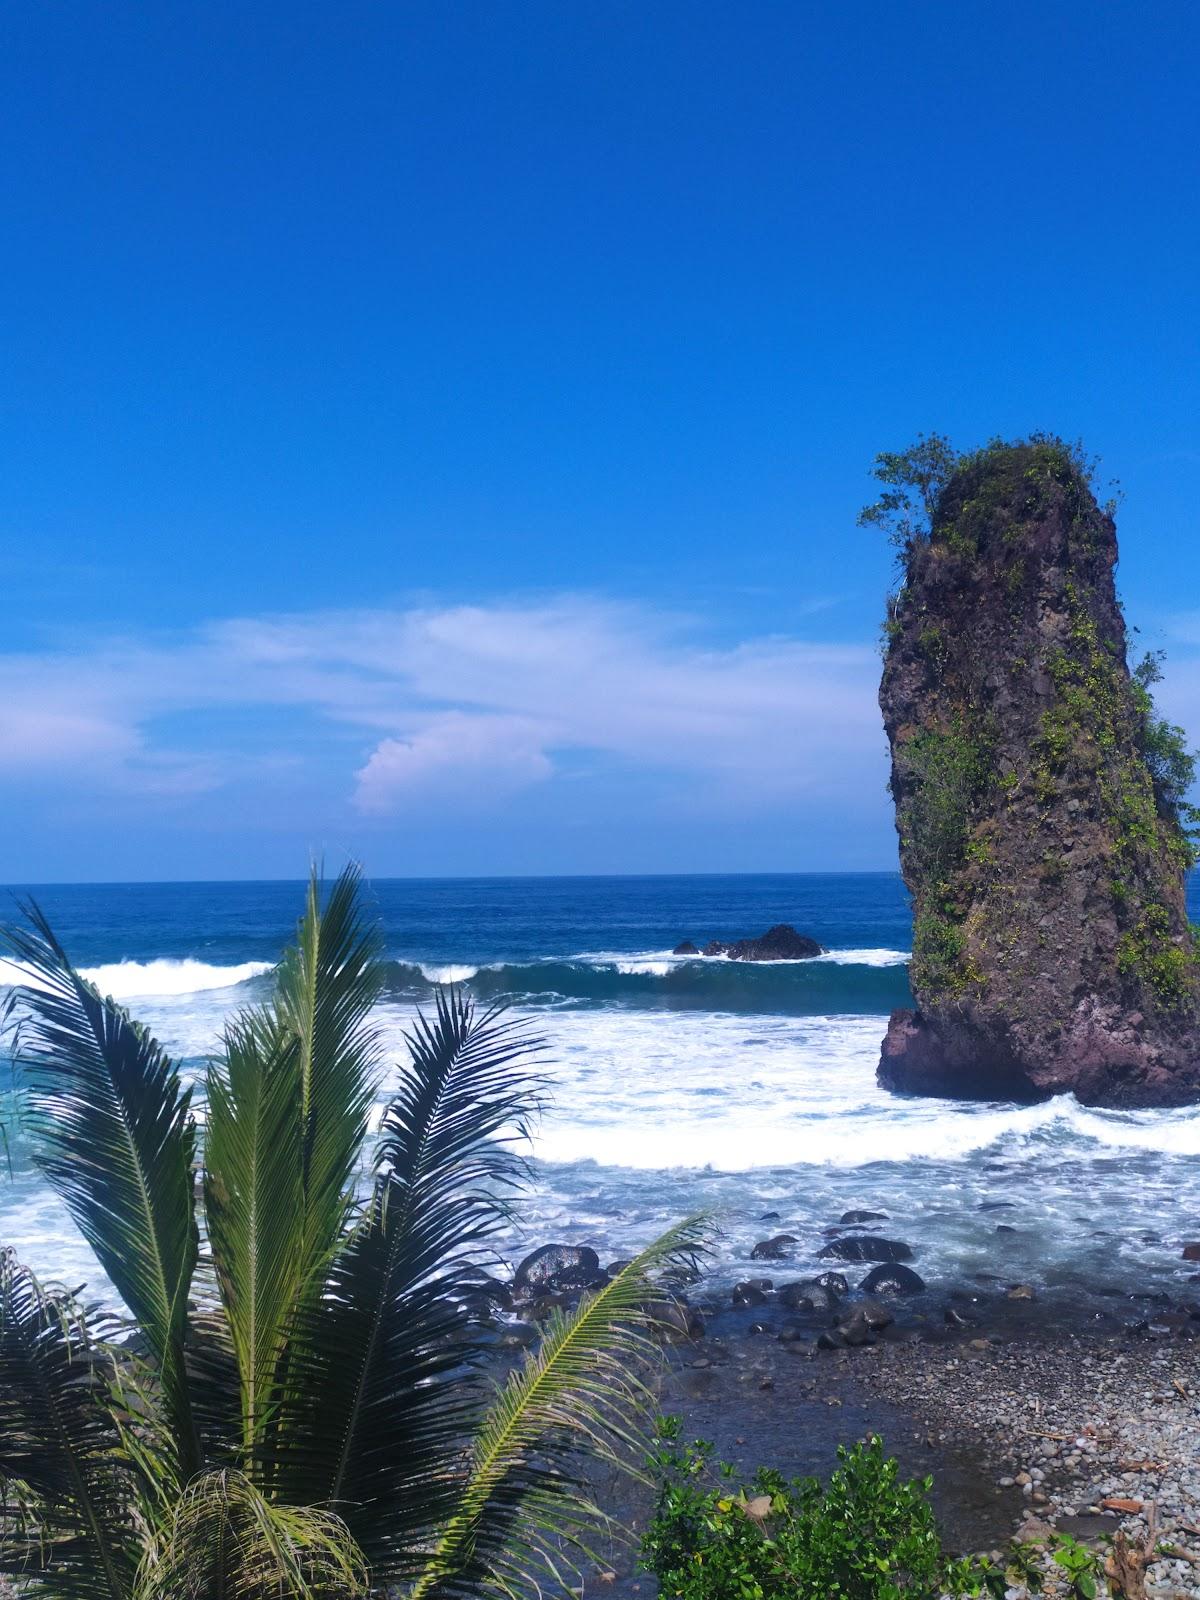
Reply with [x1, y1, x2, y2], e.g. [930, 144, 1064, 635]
[0, 597, 886, 819]
[354, 713, 554, 812]
[0, 704, 138, 768]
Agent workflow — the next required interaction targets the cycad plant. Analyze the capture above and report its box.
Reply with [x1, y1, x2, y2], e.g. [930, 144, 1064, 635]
[0, 866, 700, 1598]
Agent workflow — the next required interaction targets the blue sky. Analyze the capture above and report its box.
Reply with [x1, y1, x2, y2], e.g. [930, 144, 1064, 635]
[4, 1, 1200, 880]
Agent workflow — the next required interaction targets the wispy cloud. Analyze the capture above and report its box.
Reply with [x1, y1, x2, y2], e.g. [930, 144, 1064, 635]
[0, 598, 885, 820]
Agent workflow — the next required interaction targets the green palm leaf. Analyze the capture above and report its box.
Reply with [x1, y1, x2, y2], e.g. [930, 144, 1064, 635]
[0, 1252, 141, 1600]
[204, 1011, 305, 1455]
[1, 903, 201, 1477]
[134, 1470, 367, 1600]
[205, 865, 385, 1471]
[272, 989, 546, 1581]
[274, 864, 384, 1289]
[411, 1217, 708, 1600]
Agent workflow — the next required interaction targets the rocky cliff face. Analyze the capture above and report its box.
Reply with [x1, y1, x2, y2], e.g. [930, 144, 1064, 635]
[878, 438, 1200, 1107]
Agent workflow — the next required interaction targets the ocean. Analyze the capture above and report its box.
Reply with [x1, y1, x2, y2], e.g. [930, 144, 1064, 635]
[3, 871, 1200, 1315]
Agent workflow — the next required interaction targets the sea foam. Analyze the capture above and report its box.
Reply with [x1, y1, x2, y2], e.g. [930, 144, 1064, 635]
[0, 956, 272, 1000]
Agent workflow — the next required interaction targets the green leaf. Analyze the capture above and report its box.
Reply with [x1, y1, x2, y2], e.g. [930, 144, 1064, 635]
[1, 903, 201, 1476]
[270, 989, 547, 1580]
[0, 1253, 141, 1599]
[205, 1011, 305, 1455]
[273, 863, 384, 1291]
[413, 1216, 709, 1599]
[134, 1469, 367, 1600]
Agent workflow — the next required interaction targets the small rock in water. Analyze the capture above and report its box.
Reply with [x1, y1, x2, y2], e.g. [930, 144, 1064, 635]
[819, 1235, 914, 1263]
[840, 1209, 889, 1224]
[836, 1309, 876, 1347]
[778, 1277, 843, 1311]
[732, 1280, 767, 1308]
[703, 924, 824, 961]
[513, 1244, 606, 1294]
[1006, 1283, 1036, 1300]
[860, 1263, 926, 1295]
[672, 940, 700, 955]
[752, 1234, 798, 1260]
[758, 1210, 781, 1221]
[814, 1271, 849, 1294]
[648, 1299, 705, 1341]
[1182, 1242, 1200, 1261]
[859, 1299, 894, 1331]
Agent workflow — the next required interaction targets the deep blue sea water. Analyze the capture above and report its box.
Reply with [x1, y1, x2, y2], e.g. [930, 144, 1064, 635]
[3, 872, 1200, 1313]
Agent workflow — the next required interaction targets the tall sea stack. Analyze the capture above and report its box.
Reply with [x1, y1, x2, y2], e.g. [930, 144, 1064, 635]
[878, 437, 1200, 1107]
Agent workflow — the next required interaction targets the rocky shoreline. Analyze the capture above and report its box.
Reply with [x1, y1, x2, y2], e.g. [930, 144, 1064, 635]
[578, 1313, 1200, 1599]
[496, 1220, 1200, 1598]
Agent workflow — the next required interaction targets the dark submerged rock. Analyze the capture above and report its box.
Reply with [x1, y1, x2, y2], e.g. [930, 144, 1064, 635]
[513, 1244, 606, 1295]
[860, 1263, 926, 1295]
[751, 1233, 798, 1260]
[731, 1280, 768, 1308]
[778, 1277, 841, 1311]
[813, 1271, 849, 1295]
[459, 1271, 513, 1311]
[877, 438, 1200, 1109]
[840, 1209, 889, 1224]
[672, 940, 700, 955]
[835, 1308, 876, 1347]
[649, 1299, 705, 1340]
[859, 1299, 895, 1331]
[818, 1235, 914, 1263]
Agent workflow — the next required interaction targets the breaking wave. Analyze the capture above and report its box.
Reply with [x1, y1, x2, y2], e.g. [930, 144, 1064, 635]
[0, 957, 274, 1001]
[380, 949, 913, 1013]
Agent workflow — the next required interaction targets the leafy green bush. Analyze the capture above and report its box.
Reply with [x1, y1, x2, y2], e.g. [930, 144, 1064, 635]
[642, 1425, 1001, 1599]
[641, 1425, 1111, 1599]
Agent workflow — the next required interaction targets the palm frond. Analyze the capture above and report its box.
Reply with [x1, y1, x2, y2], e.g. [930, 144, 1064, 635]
[134, 1470, 367, 1600]
[0, 903, 201, 1476]
[411, 1217, 709, 1600]
[270, 990, 546, 1581]
[273, 863, 384, 1287]
[0, 1251, 141, 1600]
[204, 1011, 305, 1453]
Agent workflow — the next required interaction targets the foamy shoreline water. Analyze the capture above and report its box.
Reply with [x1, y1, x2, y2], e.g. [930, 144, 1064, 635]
[2, 869, 1198, 1317]
[3, 954, 1200, 1315]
